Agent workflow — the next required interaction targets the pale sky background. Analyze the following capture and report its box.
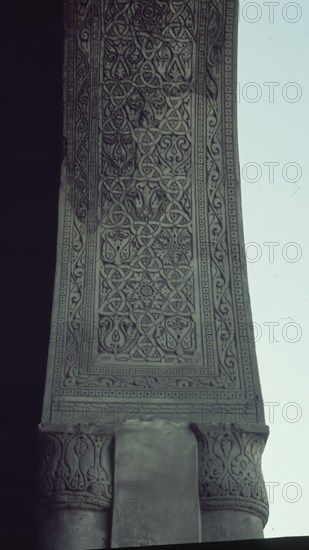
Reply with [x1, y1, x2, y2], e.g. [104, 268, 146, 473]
[237, 0, 309, 538]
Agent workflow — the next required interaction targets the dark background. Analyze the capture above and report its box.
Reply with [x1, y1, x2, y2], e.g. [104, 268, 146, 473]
[1, 1, 63, 547]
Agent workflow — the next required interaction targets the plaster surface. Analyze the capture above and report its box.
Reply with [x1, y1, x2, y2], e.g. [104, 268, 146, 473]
[41, 0, 265, 426]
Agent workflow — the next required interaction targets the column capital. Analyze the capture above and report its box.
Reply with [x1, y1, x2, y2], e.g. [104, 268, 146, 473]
[192, 423, 269, 526]
[36, 424, 113, 518]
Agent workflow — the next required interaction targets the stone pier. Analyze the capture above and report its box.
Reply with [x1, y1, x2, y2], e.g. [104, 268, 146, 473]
[36, 0, 269, 546]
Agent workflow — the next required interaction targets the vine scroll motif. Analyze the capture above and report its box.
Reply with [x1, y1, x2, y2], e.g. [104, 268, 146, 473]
[63, 0, 95, 382]
[204, 0, 239, 387]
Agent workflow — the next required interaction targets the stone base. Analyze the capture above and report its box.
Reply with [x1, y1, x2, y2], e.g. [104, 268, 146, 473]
[37, 509, 110, 550]
[201, 510, 264, 542]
